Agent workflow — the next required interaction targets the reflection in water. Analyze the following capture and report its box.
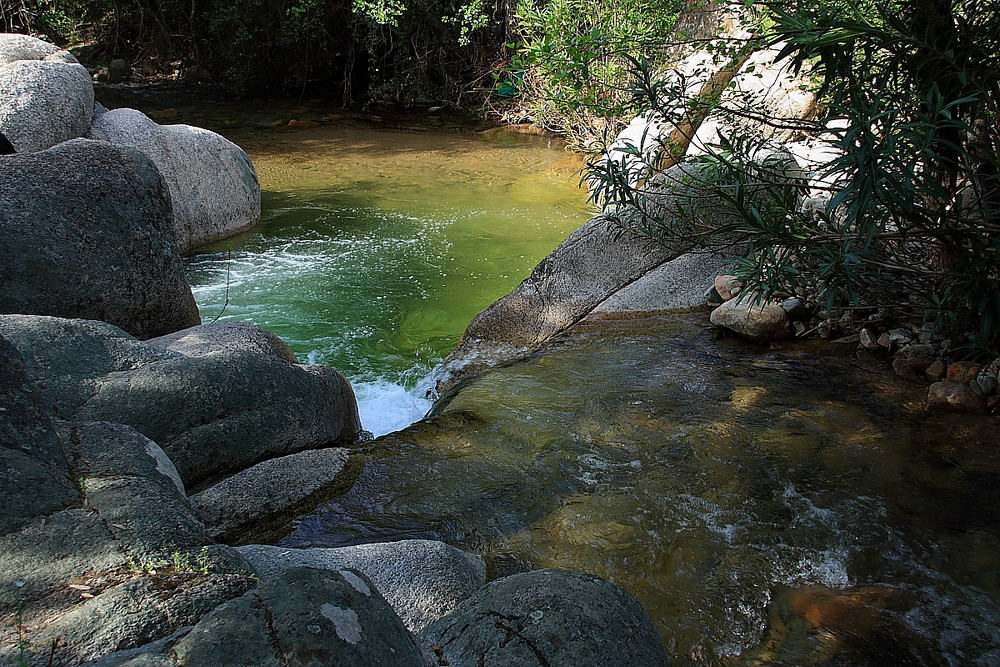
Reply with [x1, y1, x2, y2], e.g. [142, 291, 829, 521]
[284, 316, 1000, 665]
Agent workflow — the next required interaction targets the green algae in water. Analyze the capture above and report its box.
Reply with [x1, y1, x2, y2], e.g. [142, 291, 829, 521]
[185, 125, 591, 432]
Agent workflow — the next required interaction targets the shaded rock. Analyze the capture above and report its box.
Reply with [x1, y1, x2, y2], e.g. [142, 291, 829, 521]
[0, 139, 200, 338]
[0, 315, 180, 416]
[108, 58, 131, 83]
[419, 568, 669, 666]
[924, 358, 946, 382]
[0, 33, 78, 65]
[190, 448, 356, 543]
[88, 108, 261, 251]
[30, 572, 257, 666]
[779, 296, 810, 321]
[891, 344, 936, 381]
[0, 130, 13, 154]
[0, 60, 93, 152]
[947, 361, 982, 384]
[709, 296, 793, 340]
[927, 381, 988, 414]
[970, 372, 998, 397]
[147, 320, 298, 363]
[108, 567, 425, 667]
[435, 164, 744, 393]
[0, 315, 362, 487]
[238, 540, 487, 633]
[589, 251, 731, 316]
[0, 335, 77, 536]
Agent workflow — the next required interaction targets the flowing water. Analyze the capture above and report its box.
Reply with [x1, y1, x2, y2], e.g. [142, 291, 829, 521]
[177, 104, 1000, 665]
[183, 112, 590, 434]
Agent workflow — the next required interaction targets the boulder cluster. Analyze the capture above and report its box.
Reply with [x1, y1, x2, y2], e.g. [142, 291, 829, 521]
[1, 33, 671, 666]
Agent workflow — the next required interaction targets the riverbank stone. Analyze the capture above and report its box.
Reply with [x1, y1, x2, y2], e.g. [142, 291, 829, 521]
[0, 59, 93, 152]
[90, 567, 425, 666]
[0, 314, 362, 487]
[0, 33, 78, 64]
[147, 320, 298, 363]
[237, 540, 487, 633]
[0, 139, 201, 338]
[709, 296, 793, 340]
[419, 568, 670, 666]
[88, 107, 261, 252]
[927, 381, 988, 414]
[190, 447, 358, 543]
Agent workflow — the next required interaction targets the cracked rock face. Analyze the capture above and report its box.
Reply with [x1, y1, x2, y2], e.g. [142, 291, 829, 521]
[90, 567, 425, 667]
[419, 568, 670, 667]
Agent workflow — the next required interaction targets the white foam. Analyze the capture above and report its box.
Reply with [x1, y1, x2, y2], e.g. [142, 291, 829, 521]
[354, 379, 433, 437]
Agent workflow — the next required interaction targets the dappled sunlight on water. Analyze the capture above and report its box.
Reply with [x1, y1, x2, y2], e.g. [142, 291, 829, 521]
[185, 123, 591, 435]
[284, 315, 1000, 665]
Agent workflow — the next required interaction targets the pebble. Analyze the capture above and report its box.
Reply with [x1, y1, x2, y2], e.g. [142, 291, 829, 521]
[947, 361, 982, 384]
[970, 372, 998, 397]
[859, 328, 879, 349]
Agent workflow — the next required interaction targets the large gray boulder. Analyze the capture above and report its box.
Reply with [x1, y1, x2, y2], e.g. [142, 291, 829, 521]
[0, 32, 78, 65]
[0, 59, 93, 152]
[0, 139, 201, 338]
[238, 540, 487, 633]
[147, 320, 298, 363]
[89, 567, 426, 666]
[590, 251, 731, 316]
[0, 409, 258, 666]
[0, 314, 362, 486]
[89, 108, 261, 252]
[434, 164, 740, 393]
[190, 447, 357, 542]
[709, 295, 793, 340]
[420, 568, 670, 666]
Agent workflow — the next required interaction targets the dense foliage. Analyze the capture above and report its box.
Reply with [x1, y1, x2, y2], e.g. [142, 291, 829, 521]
[589, 0, 1000, 352]
[1, 0, 511, 101]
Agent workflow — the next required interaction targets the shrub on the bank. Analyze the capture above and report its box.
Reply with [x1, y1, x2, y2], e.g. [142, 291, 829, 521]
[589, 0, 1000, 353]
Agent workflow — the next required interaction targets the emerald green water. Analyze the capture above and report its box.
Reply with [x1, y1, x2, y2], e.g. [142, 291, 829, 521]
[185, 123, 590, 433]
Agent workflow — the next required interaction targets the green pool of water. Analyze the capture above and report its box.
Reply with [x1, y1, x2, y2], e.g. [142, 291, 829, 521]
[185, 123, 591, 432]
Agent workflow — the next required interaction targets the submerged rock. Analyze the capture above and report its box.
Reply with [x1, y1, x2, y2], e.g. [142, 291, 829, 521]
[238, 539, 487, 633]
[419, 568, 670, 666]
[0, 139, 200, 338]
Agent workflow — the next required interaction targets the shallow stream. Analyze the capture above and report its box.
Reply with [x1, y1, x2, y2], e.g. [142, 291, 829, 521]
[170, 100, 999, 665]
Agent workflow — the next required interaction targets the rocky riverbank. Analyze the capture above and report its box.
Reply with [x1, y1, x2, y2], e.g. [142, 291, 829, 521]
[1, 32, 672, 666]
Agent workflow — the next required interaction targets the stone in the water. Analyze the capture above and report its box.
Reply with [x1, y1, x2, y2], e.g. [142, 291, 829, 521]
[709, 296, 793, 340]
[419, 568, 669, 666]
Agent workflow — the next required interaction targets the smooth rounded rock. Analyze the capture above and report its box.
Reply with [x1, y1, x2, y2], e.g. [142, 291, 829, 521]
[709, 296, 793, 340]
[0, 59, 93, 152]
[147, 320, 298, 363]
[419, 568, 669, 666]
[238, 540, 487, 633]
[0, 33, 78, 65]
[0, 139, 201, 338]
[88, 108, 261, 251]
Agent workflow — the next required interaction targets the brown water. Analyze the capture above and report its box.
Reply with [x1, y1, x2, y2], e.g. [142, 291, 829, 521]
[284, 315, 1000, 665]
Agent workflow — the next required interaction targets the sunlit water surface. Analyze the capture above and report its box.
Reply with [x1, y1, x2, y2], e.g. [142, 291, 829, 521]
[185, 121, 590, 435]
